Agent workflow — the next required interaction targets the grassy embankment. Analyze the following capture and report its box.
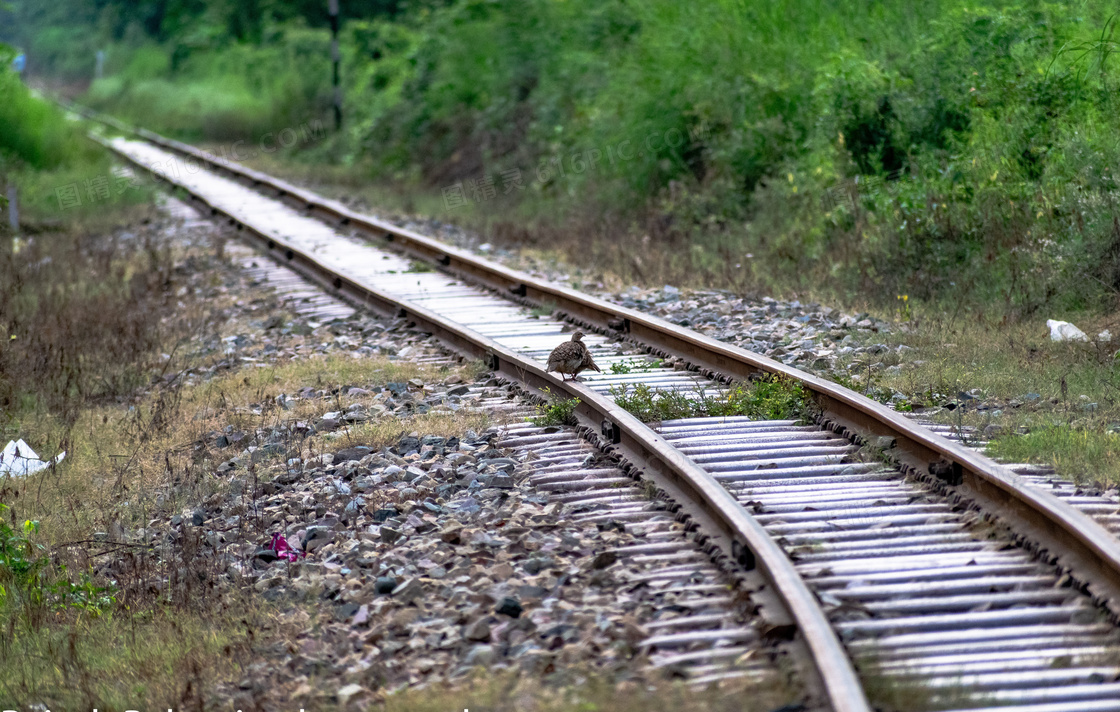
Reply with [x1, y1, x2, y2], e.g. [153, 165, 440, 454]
[0, 48, 254, 706]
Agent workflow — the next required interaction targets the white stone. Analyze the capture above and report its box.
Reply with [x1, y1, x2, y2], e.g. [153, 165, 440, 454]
[1047, 319, 1088, 342]
[336, 683, 366, 706]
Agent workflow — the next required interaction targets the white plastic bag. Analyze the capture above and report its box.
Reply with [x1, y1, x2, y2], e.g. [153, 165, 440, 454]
[0, 439, 66, 477]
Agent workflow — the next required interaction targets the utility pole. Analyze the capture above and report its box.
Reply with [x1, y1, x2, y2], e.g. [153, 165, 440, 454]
[329, 0, 341, 130]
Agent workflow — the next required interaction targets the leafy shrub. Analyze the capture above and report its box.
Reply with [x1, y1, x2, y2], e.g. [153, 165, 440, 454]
[20, 1, 1120, 312]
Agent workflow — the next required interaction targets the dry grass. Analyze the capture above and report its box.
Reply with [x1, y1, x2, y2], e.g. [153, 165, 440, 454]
[2, 338, 501, 707]
[0, 606, 260, 709]
[0, 221, 263, 711]
[366, 669, 796, 712]
[0, 209, 183, 422]
[11, 353, 487, 540]
[340, 410, 499, 448]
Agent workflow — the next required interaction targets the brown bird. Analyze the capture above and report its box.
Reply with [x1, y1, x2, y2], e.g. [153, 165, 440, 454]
[547, 331, 601, 381]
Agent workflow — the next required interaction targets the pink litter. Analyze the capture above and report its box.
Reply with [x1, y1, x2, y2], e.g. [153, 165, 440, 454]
[267, 533, 306, 561]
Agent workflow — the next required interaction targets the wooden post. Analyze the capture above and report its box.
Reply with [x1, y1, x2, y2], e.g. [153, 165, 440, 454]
[6, 185, 18, 233]
[329, 0, 341, 130]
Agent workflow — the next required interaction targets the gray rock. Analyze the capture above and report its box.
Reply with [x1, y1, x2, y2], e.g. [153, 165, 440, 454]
[591, 551, 617, 570]
[463, 644, 495, 667]
[463, 617, 491, 642]
[391, 577, 422, 603]
[439, 523, 463, 544]
[334, 446, 372, 462]
[304, 526, 333, 553]
[495, 596, 522, 618]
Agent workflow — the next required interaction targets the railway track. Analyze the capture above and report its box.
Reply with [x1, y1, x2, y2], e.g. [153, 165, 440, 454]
[79, 110, 1120, 711]
[216, 230, 787, 693]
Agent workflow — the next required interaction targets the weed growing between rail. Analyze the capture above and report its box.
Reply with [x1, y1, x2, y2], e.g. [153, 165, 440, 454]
[987, 427, 1120, 484]
[857, 657, 976, 712]
[530, 388, 581, 427]
[610, 376, 811, 424]
[609, 357, 664, 375]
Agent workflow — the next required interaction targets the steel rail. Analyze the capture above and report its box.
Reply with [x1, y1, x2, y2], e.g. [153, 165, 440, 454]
[87, 130, 871, 712]
[77, 108, 1120, 617]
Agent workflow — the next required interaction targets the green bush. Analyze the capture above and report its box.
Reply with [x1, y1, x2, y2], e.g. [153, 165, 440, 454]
[0, 46, 79, 170]
[83, 27, 333, 142]
[0, 42, 153, 227]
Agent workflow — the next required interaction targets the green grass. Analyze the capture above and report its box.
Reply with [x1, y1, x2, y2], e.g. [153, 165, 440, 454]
[611, 377, 811, 423]
[530, 388, 581, 427]
[988, 426, 1120, 483]
[80, 37, 332, 142]
[0, 43, 155, 228]
[837, 307, 1120, 484]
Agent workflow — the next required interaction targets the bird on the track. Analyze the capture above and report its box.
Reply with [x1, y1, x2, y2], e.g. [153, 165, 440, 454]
[546, 331, 601, 381]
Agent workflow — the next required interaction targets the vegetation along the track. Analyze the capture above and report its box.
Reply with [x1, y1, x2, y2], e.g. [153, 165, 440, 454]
[10, 0, 1120, 312]
[11, 1, 1120, 485]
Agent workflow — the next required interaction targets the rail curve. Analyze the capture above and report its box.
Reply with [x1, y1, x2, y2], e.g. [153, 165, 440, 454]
[73, 105, 1120, 711]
